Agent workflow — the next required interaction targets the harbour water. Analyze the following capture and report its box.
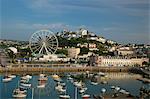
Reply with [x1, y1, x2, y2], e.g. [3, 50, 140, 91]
[0, 73, 149, 99]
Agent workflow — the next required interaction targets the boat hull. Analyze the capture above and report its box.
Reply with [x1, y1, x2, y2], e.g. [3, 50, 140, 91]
[2, 78, 12, 82]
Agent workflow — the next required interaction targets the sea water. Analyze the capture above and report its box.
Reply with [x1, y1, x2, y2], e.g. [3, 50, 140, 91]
[0, 73, 148, 99]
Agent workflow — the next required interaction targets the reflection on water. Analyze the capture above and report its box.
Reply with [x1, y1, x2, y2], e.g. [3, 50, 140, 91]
[0, 73, 149, 99]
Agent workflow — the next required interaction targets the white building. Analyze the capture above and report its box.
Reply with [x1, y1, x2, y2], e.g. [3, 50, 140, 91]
[96, 37, 106, 43]
[68, 32, 77, 38]
[38, 54, 70, 62]
[77, 43, 88, 48]
[8, 47, 18, 54]
[117, 47, 134, 56]
[81, 29, 88, 36]
[88, 35, 97, 40]
[90, 55, 149, 67]
[77, 52, 93, 62]
[68, 48, 80, 58]
[108, 46, 117, 52]
[107, 40, 116, 44]
[88, 43, 99, 51]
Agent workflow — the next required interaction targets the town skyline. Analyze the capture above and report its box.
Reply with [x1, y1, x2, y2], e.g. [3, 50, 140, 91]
[1, 0, 150, 44]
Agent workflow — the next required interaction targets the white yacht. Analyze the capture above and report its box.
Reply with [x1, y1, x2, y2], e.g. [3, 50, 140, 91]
[52, 74, 62, 82]
[12, 90, 27, 98]
[8, 75, 16, 79]
[13, 88, 27, 94]
[20, 82, 31, 87]
[37, 84, 45, 88]
[55, 84, 66, 93]
[74, 81, 83, 88]
[2, 76, 12, 82]
[79, 87, 87, 93]
[101, 88, 106, 93]
[59, 94, 70, 99]
[38, 74, 48, 81]
[91, 81, 98, 85]
[82, 94, 90, 99]
[115, 86, 120, 91]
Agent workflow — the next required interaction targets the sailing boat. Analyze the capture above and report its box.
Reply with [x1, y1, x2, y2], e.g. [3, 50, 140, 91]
[2, 76, 12, 82]
[55, 82, 66, 93]
[59, 86, 70, 99]
[12, 90, 27, 98]
[8, 74, 16, 79]
[13, 81, 27, 98]
[2, 68, 12, 82]
[38, 74, 48, 81]
[52, 74, 62, 82]
[82, 94, 90, 99]
[20, 76, 31, 87]
[90, 75, 98, 85]
[37, 74, 47, 88]
[59, 94, 70, 99]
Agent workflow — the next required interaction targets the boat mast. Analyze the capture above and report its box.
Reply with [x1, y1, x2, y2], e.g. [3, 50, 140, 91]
[75, 87, 77, 99]
[32, 88, 34, 99]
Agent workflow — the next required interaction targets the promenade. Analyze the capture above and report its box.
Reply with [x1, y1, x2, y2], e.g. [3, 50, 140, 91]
[0, 63, 131, 73]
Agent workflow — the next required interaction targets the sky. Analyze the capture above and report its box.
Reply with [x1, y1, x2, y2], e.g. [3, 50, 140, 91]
[0, 0, 150, 44]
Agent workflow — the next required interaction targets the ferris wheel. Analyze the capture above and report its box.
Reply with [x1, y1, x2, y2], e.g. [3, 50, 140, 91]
[29, 30, 58, 56]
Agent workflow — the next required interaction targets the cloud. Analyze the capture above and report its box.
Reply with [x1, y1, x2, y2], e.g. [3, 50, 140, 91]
[24, 0, 149, 17]
[29, 0, 50, 8]
[4, 22, 88, 32]
[27, 0, 149, 10]
[13, 23, 68, 30]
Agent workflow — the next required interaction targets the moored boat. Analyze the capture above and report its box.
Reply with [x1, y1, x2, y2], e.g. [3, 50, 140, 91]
[38, 77, 48, 81]
[119, 89, 130, 95]
[101, 88, 106, 93]
[101, 81, 108, 84]
[2, 76, 12, 82]
[55, 84, 66, 93]
[82, 94, 90, 99]
[20, 82, 31, 87]
[8, 75, 16, 79]
[111, 85, 115, 89]
[52, 74, 62, 82]
[79, 87, 87, 94]
[91, 81, 98, 85]
[74, 81, 83, 88]
[37, 84, 45, 88]
[21, 75, 32, 80]
[13, 88, 27, 94]
[12, 90, 27, 98]
[39, 74, 48, 80]
[115, 86, 120, 91]
[59, 94, 70, 99]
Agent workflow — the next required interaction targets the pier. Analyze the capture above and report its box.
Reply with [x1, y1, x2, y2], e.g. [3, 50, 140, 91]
[104, 73, 141, 79]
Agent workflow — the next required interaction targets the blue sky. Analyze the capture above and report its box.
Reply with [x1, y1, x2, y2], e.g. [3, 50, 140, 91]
[1, 0, 150, 44]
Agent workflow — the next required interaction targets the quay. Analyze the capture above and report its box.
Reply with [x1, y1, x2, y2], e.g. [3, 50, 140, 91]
[137, 78, 150, 83]
[0, 63, 132, 73]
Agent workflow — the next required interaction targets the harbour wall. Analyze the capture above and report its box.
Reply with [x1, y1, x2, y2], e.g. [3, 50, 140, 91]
[0, 64, 132, 73]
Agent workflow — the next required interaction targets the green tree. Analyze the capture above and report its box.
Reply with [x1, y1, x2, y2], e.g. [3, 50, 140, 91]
[57, 36, 69, 47]
[55, 49, 68, 55]
[6, 49, 16, 63]
[79, 47, 89, 55]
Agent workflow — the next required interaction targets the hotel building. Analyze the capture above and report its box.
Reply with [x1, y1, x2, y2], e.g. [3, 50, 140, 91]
[90, 55, 149, 67]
